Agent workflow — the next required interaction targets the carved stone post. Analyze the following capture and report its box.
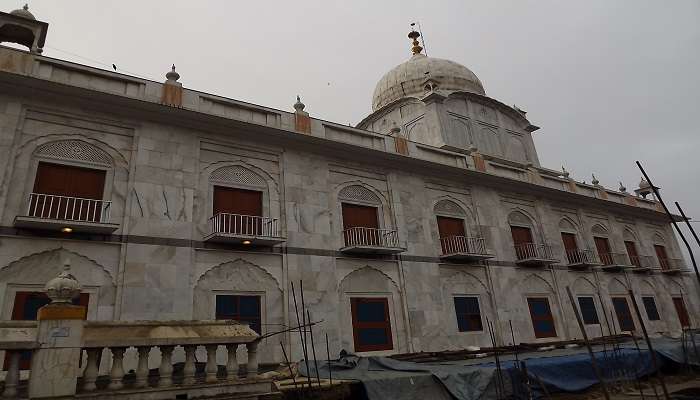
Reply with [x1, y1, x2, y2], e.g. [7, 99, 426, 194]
[28, 260, 86, 399]
[183, 345, 197, 385]
[226, 344, 239, 381]
[2, 351, 20, 397]
[158, 346, 174, 387]
[107, 347, 126, 390]
[246, 342, 258, 379]
[135, 346, 151, 388]
[205, 345, 218, 383]
[82, 348, 101, 391]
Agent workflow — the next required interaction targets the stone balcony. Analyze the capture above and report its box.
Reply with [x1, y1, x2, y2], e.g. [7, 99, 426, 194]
[564, 249, 600, 270]
[513, 243, 558, 267]
[626, 255, 655, 273]
[660, 258, 687, 275]
[439, 236, 493, 262]
[597, 252, 629, 272]
[13, 193, 119, 234]
[205, 213, 285, 246]
[340, 227, 406, 255]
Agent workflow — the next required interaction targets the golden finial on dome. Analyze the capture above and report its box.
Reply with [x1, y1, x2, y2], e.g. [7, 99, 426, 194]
[408, 30, 423, 55]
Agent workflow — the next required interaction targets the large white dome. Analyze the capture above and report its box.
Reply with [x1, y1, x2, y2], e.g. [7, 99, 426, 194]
[372, 52, 485, 112]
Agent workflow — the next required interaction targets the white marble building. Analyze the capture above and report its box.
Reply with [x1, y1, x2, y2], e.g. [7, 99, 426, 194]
[0, 6, 695, 366]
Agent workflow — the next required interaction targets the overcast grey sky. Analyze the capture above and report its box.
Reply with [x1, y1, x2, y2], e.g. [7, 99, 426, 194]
[4, 0, 700, 260]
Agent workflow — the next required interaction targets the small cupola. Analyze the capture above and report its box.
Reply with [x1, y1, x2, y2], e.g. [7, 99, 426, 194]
[0, 4, 49, 54]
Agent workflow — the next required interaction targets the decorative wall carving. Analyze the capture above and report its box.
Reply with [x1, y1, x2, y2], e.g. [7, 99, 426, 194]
[35, 140, 112, 167]
[434, 199, 466, 216]
[210, 165, 266, 187]
[338, 185, 381, 205]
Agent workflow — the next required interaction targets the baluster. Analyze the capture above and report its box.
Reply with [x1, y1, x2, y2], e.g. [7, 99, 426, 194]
[158, 346, 174, 387]
[245, 342, 258, 379]
[182, 345, 196, 385]
[135, 346, 151, 388]
[226, 344, 239, 381]
[108, 347, 126, 390]
[82, 348, 101, 391]
[3, 350, 21, 397]
[205, 345, 218, 383]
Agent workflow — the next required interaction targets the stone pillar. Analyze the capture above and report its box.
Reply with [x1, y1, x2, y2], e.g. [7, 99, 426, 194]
[28, 261, 86, 398]
[293, 96, 311, 134]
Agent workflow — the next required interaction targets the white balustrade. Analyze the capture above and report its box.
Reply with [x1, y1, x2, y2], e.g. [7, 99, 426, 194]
[209, 213, 280, 237]
[598, 252, 628, 266]
[343, 227, 400, 248]
[440, 236, 487, 255]
[26, 192, 111, 223]
[2, 351, 20, 398]
[565, 248, 598, 265]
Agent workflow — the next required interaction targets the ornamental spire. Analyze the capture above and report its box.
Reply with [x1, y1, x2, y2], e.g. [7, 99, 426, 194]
[408, 30, 423, 55]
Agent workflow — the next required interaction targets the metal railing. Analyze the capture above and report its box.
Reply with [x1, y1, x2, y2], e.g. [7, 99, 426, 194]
[209, 213, 280, 237]
[598, 252, 628, 266]
[343, 227, 400, 248]
[658, 257, 685, 271]
[514, 243, 555, 261]
[440, 236, 487, 255]
[565, 248, 598, 265]
[628, 254, 654, 269]
[26, 192, 111, 223]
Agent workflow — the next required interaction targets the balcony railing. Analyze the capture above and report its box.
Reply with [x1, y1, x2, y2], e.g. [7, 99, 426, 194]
[514, 243, 557, 266]
[209, 213, 280, 238]
[26, 192, 111, 223]
[341, 227, 404, 254]
[597, 252, 629, 270]
[439, 236, 492, 261]
[627, 255, 654, 272]
[565, 248, 599, 268]
[660, 258, 686, 274]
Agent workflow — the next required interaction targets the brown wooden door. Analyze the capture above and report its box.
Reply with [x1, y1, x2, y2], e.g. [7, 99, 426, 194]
[342, 203, 379, 246]
[7, 292, 89, 370]
[437, 216, 466, 254]
[213, 186, 263, 235]
[561, 232, 578, 263]
[350, 297, 393, 352]
[612, 297, 635, 332]
[624, 241, 641, 267]
[511, 226, 533, 259]
[594, 237, 612, 265]
[654, 245, 670, 270]
[673, 297, 690, 327]
[32, 162, 106, 221]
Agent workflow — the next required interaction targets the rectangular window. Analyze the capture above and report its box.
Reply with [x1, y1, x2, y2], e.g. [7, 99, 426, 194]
[215, 295, 262, 334]
[31, 162, 106, 221]
[438, 216, 466, 254]
[612, 297, 635, 331]
[527, 297, 557, 338]
[212, 187, 263, 235]
[654, 245, 670, 270]
[342, 203, 380, 246]
[594, 237, 612, 265]
[642, 296, 660, 321]
[8, 291, 88, 370]
[350, 297, 393, 352]
[672, 297, 690, 327]
[453, 296, 483, 332]
[577, 296, 599, 325]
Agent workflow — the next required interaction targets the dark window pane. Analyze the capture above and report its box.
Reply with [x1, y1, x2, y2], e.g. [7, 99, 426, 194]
[356, 301, 387, 322]
[215, 295, 236, 318]
[528, 299, 548, 316]
[358, 328, 389, 345]
[578, 297, 599, 325]
[239, 296, 260, 317]
[467, 315, 483, 331]
[612, 298, 635, 331]
[454, 297, 482, 332]
[453, 297, 480, 314]
[23, 294, 51, 320]
[642, 297, 660, 321]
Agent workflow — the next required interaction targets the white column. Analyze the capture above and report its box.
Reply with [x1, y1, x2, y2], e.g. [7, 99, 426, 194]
[226, 344, 239, 381]
[82, 348, 101, 392]
[158, 346, 174, 387]
[135, 346, 150, 388]
[107, 347, 126, 390]
[245, 342, 258, 379]
[183, 345, 196, 385]
[205, 345, 218, 383]
[2, 351, 20, 398]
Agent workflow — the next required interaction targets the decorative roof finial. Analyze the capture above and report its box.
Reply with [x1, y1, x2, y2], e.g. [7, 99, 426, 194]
[23, 3, 29, 11]
[619, 181, 627, 193]
[44, 259, 81, 304]
[561, 166, 570, 178]
[408, 30, 423, 56]
[591, 173, 599, 186]
[165, 64, 180, 82]
[293, 95, 306, 113]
